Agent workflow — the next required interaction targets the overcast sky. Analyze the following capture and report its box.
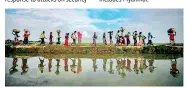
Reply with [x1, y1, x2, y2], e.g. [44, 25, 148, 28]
[5, 9, 183, 43]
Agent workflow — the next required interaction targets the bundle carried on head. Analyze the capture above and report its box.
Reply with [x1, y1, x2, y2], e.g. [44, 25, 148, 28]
[12, 29, 20, 33]
[108, 31, 113, 34]
[56, 30, 61, 33]
[66, 33, 69, 36]
[24, 29, 29, 32]
[167, 28, 176, 34]
[120, 27, 125, 32]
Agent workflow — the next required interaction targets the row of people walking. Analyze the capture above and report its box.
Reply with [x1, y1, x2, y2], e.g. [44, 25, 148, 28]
[10, 27, 176, 46]
[9, 57, 180, 78]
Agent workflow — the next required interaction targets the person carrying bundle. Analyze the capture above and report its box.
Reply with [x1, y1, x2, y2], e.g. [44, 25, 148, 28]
[108, 31, 113, 45]
[12, 29, 20, 45]
[23, 29, 30, 44]
[167, 28, 176, 46]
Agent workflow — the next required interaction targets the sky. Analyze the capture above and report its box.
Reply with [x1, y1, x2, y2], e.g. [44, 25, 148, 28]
[5, 9, 183, 43]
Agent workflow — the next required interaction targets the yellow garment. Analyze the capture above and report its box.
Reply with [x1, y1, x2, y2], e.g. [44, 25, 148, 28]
[40, 33, 45, 38]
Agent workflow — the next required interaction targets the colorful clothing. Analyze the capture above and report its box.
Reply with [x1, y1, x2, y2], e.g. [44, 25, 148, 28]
[49, 34, 53, 44]
[64, 35, 69, 46]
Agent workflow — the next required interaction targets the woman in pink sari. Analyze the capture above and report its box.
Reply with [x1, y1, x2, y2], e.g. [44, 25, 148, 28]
[64, 33, 69, 46]
[77, 32, 82, 45]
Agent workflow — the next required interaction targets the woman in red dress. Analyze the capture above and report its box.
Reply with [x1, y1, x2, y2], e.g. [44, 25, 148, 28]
[64, 33, 69, 46]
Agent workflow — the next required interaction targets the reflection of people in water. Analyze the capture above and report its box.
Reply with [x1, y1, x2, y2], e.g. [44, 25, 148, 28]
[21, 58, 29, 75]
[38, 57, 45, 73]
[108, 59, 114, 74]
[121, 65, 126, 78]
[103, 58, 107, 72]
[134, 59, 139, 74]
[126, 59, 132, 72]
[55, 59, 60, 75]
[92, 58, 98, 72]
[148, 59, 156, 73]
[170, 59, 180, 77]
[9, 57, 18, 75]
[121, 58, 126, 69]
[64, 58, 68, 72]
[116, 59, 121, 75]
[70, 58, 77, 73]
[143, 59, 148, 70]
[77, 58, 82, 74]
[139, 58, 144, 73]
[120, 58, 126, 78]
[48, 59, 52, 72]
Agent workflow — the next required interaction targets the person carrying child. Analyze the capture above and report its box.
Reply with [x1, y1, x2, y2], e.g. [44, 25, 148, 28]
[23, 29, 30, 44]
[92, 32, 97, 46]
[132, 31, 138, 46]
[49, 32, 53, 45]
